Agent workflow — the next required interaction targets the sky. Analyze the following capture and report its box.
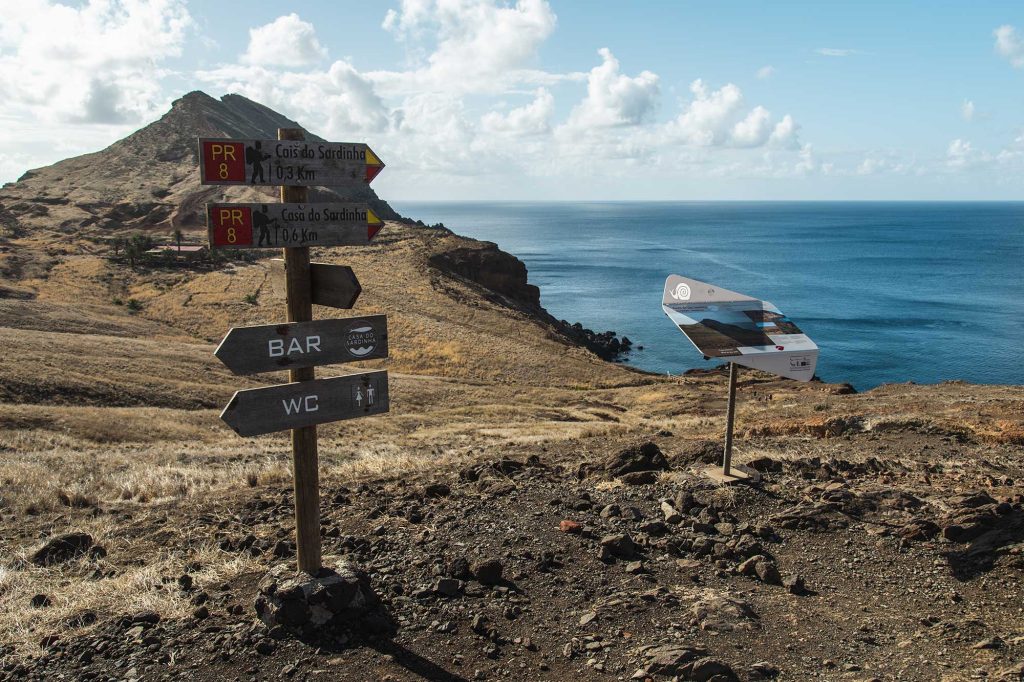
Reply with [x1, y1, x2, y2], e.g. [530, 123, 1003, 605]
[2, 1, 1024, 200]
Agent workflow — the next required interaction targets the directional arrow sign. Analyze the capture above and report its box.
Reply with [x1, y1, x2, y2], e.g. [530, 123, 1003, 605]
[198, 138, 385, 187]
[220, 370, 389, 437]
[207, 203, 384, 249]
[215, 315, 388, 375]
[269, 259, 361, 309]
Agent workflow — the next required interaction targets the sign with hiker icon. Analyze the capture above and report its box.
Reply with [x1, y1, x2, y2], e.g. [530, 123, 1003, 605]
[198, 138, 385, 187]
[206, 202, 384, 248]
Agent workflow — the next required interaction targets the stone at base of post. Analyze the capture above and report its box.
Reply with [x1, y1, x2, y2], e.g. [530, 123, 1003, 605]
[255, 559, 394, 640]
[701, 463, 762, 485]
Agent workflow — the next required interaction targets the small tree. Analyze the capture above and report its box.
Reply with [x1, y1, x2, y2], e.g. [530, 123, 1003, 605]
[125, 233, 154, 269]
[173, 229, 183, 251]
[111, 236, 125, 257]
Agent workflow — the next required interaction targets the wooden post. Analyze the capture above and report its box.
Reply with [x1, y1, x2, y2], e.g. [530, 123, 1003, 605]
[279, 128, 321, 574]
[723, 362, 738, 476]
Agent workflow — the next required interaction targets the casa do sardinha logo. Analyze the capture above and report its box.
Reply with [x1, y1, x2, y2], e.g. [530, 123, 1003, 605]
[344, 320, 378, 358]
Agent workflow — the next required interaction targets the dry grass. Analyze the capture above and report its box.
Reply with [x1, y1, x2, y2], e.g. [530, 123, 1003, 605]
[0, 541, 264, 656]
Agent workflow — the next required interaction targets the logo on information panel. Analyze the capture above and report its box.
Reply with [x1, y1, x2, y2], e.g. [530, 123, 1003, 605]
[344, 321, 377, 357]
[670, 282, 691, 301]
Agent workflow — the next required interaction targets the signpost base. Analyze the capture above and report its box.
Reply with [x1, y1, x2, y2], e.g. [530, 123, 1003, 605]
[701, 463, 762, 485]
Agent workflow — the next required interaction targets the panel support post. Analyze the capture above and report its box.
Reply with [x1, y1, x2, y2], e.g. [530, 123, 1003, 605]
[279, 127, 321, 575]
[723, 362, 738, 476]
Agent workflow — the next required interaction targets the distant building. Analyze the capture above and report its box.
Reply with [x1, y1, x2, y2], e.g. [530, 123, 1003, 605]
[145, 244, 207, 262]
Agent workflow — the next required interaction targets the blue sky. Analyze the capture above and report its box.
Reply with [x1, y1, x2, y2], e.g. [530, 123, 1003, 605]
[2, 1, 1024, 199]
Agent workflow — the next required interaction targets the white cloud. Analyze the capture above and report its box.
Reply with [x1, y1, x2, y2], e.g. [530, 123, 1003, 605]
[196, 60, 390, 134]
[375, 0, 561, 94]
[994, 25, 1024, 68]
[962, 99, 975, 122]
[660, 80, 801, 151]
[562, 49, 659, 130]
[731, 106, 772, 147]
[756, 65, 775, 79]
[816, 48, 855, 57]
[242, 14, 327, 68]
[946, 138, 976, 169]
[481, 88, 554, 134]
[856, 155, 910, 176]
[667, 79, 743, 146]
[769, 114, 801, 149]
[0, 0, 191, 124]
[0, 0, 817, 191]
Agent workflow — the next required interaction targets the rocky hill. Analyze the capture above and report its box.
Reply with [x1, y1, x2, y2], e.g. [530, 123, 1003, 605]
[0, 91, 398, 238]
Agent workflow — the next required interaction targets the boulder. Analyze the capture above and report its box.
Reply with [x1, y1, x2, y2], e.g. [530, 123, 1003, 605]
[471, 558, 504, 585]
[691, 593, 758, 632]
[755, 559, 782, 586]
[690, 657, 739, 682]
[621, 470, 659, 485]
[31, 533, 95, 566]
[600, 533, 636, 560]
[639, 643, 708, 677]
[605, 442, 668, 478]
[254, 561, 383, 636]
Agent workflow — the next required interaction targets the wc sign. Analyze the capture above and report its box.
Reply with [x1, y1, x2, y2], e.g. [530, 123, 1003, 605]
[220, 373, 390, 437]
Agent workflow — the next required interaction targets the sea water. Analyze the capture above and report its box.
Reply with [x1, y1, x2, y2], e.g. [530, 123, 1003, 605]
[391, 201, 1024, 390]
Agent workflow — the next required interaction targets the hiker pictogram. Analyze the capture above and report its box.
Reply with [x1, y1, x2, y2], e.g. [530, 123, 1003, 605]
[245, 141, 270, 184]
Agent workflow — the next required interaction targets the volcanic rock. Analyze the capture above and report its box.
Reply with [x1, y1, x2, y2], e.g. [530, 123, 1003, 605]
[605, 442, 669, 478]
[254, 561, 382, 635]
[31, 532, 95, 566]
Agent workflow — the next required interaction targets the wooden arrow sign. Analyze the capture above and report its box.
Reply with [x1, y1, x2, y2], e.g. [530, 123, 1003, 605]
[215, 315, 388, 375]
[198, 138, 384, 187]
[207, 203, 384, 249]
[220, 370, 389, 437]
[270, 259, 361, 309]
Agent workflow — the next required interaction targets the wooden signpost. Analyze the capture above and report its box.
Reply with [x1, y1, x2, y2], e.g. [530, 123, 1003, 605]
[207, 203, 384, 249]
[200, 128, 389, 574]
[215, 316, 388, 375]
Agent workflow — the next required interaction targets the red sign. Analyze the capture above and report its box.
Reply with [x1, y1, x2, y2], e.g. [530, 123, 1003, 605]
[209, 205, 253, 247]
[202, 141, 246, 183]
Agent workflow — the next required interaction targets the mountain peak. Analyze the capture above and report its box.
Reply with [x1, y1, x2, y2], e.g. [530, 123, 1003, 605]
[0, 92, 397, 237]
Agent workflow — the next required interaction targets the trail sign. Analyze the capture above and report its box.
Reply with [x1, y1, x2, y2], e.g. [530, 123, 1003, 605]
[270, 259, 361, 309]
[661, 274, 818, 381]
[215, 315, 388, 375]
[220, 370, 389, 437]
[661, 274, 819, 484]
[208, 203, 384, 249]
[198, 138, 385, 186]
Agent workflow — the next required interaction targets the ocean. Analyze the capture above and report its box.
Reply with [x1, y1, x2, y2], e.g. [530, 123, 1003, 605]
[390, 201, 1024, 391]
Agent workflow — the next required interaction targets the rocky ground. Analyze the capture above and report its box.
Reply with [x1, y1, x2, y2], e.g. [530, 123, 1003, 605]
[2, 428, 1021, 682]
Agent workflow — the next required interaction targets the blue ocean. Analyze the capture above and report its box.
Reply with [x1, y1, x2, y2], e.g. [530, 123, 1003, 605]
[391, 202, 1024, 390]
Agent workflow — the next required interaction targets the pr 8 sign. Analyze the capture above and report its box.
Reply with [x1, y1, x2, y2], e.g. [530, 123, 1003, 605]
[209, 206, 253, 247]
[202, 141, 246, 183]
